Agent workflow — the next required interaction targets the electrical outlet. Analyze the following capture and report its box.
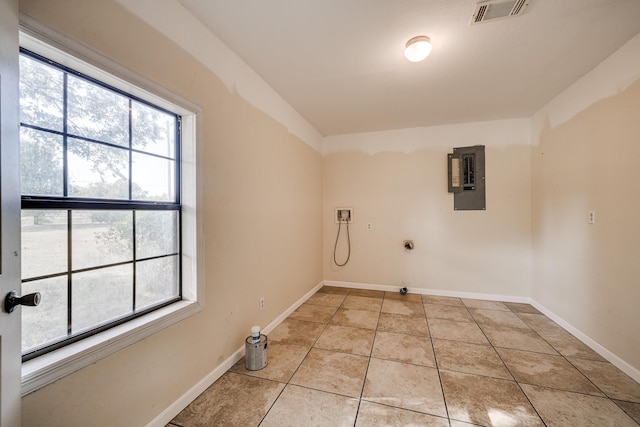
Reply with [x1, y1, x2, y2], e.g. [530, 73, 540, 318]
[367, 222, 372, 230]
[588, 211, 596, 224]
[260, 297, 264, 311]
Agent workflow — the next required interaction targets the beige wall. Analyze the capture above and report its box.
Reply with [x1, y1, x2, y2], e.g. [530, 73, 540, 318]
[323, 120, 532, 298]
[19, 1, 323, 425]
[322, 31, 640, 377]
[15, 0, 640, 424]
[531, 36, 640, 371]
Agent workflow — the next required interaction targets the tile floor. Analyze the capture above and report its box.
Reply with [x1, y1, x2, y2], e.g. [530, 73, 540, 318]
[168, 287, 640, 426]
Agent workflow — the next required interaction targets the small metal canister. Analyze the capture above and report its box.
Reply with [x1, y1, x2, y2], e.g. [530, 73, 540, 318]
[245, 334, 268, 371]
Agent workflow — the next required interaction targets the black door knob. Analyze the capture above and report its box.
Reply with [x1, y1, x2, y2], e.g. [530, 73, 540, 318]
[4, 291, 41, 313]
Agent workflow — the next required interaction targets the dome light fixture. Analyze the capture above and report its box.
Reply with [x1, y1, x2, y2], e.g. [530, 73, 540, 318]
[404, 35, 432, 62]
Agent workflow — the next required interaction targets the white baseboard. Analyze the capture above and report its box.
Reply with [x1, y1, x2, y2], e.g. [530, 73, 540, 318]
[530, 302, 640, 383]
[323, 280, 531, 304]
[146, 281, 324, 427]
[147, 343, 245, 427]
[323, 280, 397, 292]
[150, 279, 640, 426]
[326, 280, 639, 382]
[262, 281, 324, 335]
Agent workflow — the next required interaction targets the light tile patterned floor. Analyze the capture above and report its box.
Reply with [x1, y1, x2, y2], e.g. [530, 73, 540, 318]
[169, 287, 640, 426]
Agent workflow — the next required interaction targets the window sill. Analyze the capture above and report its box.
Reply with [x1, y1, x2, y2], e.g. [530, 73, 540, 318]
[19, 17, 203, 398]
[21, 299, 201, 396]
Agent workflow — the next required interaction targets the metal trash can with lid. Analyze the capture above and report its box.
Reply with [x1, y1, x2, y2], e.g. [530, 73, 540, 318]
[245, 334, 268, 371]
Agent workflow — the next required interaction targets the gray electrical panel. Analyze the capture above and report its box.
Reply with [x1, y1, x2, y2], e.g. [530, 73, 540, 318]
[448, 145, 485, 210]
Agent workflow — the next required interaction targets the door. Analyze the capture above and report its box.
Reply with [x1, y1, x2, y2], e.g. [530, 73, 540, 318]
[0, 0, 22, 426]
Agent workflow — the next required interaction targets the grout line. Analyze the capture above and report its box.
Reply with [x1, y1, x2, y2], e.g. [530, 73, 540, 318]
[353, 290, 385, 426]
[256, 382, 286, 426]
[426, 306, 452, 424]
[495, 308, 622, 403]
[259, 289, 352, 425]
[183, 288, 640, 426]
[482, 307, 548, 426]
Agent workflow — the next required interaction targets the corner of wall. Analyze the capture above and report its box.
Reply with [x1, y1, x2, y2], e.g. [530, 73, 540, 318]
[114, 0, 323, 153]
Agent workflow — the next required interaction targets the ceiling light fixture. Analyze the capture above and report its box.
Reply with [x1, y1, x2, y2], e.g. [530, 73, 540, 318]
[404, 35, 432, 62]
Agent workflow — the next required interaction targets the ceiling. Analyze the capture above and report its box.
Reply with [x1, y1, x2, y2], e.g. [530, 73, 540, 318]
[176, 0, 640, 136]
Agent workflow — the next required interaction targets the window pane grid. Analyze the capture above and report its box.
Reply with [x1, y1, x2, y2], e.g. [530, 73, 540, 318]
[21, 122, 177, 162]
[21, 208, 181, 359]
[19, 48, 182, 361]
[132, 209, 137, 311]
[22, 253, 180, 283]
[63, 71, 69, 197]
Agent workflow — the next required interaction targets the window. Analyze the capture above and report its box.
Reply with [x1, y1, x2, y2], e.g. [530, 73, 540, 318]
[19, 49, 182, 361]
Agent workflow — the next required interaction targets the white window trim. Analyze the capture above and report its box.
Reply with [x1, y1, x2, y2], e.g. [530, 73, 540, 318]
[19, 16, 204, 396]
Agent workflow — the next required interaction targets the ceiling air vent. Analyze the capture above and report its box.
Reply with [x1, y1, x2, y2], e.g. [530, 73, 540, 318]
[470, 0, 530, 25]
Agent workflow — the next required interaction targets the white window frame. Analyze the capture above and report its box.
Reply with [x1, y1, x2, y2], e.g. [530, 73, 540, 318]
[19, 18, 204, 396]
